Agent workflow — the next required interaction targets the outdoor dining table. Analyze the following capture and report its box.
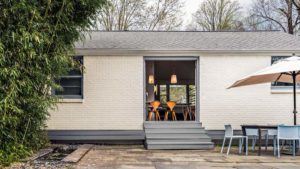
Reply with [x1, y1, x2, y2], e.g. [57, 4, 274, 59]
[241, 125, 277, 156]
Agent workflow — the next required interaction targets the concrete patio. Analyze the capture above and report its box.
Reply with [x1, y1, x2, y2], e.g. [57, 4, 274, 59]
[73, 145, 300, 169]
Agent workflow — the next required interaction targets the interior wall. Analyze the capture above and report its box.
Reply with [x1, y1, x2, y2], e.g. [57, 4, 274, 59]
[146, 61, 155, 102]
[154, 61, 195, 85]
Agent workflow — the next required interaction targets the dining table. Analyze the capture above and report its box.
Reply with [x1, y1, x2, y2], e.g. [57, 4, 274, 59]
[241, 124, 277, 156]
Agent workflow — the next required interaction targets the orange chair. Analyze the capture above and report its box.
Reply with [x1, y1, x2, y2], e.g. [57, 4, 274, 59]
[148, 101, 161, 121]
[183, 106, 195, 121]
[164, 101, 177, 121]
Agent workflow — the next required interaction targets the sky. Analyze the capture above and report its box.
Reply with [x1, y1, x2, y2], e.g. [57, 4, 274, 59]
[182, 0, 254, 26]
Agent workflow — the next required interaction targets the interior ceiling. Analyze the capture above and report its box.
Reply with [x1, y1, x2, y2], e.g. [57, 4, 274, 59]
[154, 61, 195, 83]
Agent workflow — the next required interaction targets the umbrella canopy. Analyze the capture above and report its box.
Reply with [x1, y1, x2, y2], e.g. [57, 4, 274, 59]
[229, 56, 300, 125]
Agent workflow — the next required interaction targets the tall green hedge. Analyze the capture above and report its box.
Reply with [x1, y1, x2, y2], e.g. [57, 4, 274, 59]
[0, 0, 106, 166]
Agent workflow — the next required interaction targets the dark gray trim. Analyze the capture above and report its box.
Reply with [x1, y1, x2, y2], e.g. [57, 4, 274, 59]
[54, 56, 84, 99]
[143, 59, 146, 121]
[47, 130, 145, 143]
[144, 56, 198, 61]
[195, 57, 200, 121]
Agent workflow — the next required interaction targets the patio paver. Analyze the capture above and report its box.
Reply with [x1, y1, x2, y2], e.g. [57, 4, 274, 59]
[74, 145, 300, 169]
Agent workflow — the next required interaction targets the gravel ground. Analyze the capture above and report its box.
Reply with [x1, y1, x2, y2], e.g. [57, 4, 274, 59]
[7, 144, 78, 169]
[9, 161, 74, 169]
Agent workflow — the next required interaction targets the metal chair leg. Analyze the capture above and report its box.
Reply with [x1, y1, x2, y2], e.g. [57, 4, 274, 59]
[238, 138, 242, 154]
[265, 134, 268, 151]
[245, 137, 248, 156]
[273, 137, 276, 156]
[227, 137, 232, 155]
[293, 140, 296, 156]
[278, 139, 280, 158]
[221, 137, 226, 153]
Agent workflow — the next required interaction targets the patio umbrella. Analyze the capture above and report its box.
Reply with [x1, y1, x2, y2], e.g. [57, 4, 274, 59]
[229, 56, 300, 125]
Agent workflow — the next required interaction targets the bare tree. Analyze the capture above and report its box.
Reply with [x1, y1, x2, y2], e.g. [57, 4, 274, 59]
[243, 12, 277, 31]
[96, 0, 183, 31]
[249, 0, 300, 34]
[191, 0, 242, 31]
[97, 0, 146, 30]
[292, 0, 300, 16]
[143, 0, 184, 30]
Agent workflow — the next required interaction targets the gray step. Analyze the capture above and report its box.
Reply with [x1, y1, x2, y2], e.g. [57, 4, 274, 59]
[144, 122, 214, 150]
[144, 122, 202, 129]
[146, 133, 211, 139]
[146, 143, 214, 150]
[145, 128, 207, 134]
[146, 138, 212, 143]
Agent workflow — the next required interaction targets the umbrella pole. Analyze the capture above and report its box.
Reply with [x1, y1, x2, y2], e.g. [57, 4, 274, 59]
[292, 71, 297, 125]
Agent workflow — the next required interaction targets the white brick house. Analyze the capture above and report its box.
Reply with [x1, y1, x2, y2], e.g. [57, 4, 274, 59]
[47, 31, 300, 149]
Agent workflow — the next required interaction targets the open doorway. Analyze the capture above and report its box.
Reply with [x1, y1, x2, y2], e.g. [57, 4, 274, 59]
[145, 58, 198, 122]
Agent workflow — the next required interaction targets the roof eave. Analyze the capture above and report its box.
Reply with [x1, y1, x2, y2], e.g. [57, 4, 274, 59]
[75, 48, 300, 56]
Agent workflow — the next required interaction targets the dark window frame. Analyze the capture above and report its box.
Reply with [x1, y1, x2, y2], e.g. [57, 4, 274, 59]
[54, 56, 84, 99]
[271, 56, 300, 89]
[156, 84, 195, 105]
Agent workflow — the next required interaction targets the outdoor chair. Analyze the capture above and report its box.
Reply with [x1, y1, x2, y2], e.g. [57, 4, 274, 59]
[148, 101, 161, 121]
[245, 129, 258, 151]
[264, 129, 277, 156]
[276, 125, 300, 158]
[221, 124, 248, 155]
[165, 101, 177, 121]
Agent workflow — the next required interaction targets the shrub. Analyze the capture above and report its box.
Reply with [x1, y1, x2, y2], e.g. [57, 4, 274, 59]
[0, 0, 107, 166]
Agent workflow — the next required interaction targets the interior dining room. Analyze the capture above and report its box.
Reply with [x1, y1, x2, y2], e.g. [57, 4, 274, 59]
[145, 59, 197, 121]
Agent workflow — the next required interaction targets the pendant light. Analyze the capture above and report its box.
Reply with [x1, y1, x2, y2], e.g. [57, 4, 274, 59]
[171, 74, 177, 84]
[171, 65, 177, 84]
[148, 75, 155, 84]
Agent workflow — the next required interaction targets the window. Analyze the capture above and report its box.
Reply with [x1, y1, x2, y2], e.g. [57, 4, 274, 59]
[55, 56, 83, 98]
[271, 56, 298, 89]
[170, 85, 187, 104]
[159, 85, 167, 104]
[157, 84, 195, 104]
[189, 85, 196, 106]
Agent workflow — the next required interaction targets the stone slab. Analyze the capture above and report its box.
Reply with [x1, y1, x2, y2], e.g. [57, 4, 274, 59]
[62, 144, 93, 163]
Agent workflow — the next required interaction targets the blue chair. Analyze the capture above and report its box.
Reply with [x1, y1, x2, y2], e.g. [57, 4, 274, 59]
[276, 125, 300, 158]
[221, 124, 248, 155]
[245, 129, 258, 150]
[264, 129, 277, 156]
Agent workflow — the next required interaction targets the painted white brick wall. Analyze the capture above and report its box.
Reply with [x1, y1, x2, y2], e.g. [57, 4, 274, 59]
[47, 54, 300, 131]
[199, 55, 300, 130]
[47, 56, 144, 130]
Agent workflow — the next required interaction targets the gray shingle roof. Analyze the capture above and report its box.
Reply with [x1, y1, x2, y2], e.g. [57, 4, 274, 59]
[75, 31, 300, 51]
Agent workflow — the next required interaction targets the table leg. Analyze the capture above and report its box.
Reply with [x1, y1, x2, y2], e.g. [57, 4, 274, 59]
[258, 128, 261, 156]
[242, 126, 246, 153]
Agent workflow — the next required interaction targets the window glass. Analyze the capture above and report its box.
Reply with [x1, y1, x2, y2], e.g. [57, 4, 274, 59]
[55, 56, 83, 98]
[170, 85, 187, 104]
[271, 56, 298, 88]
[159, 85, 167, 104]
[189, 85, 196, 106]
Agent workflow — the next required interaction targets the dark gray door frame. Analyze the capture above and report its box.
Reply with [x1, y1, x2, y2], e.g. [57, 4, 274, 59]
[143, 56, 200, 122]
